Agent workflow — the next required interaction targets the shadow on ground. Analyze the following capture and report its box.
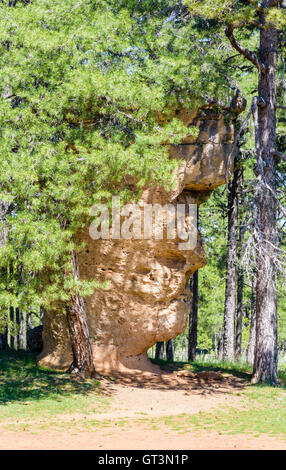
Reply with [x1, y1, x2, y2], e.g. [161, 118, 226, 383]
[105, 358, 250, 395]
[2, 351, 283, 405]
[153, 358, 252, 380]
[0, 350, 101, 405]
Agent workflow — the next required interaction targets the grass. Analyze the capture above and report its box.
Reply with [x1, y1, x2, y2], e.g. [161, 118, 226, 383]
[144, 388, 286, 439]
[149, 357, 286, 439]
[0, 351, 285, 443]
[0, 350, 110, 421]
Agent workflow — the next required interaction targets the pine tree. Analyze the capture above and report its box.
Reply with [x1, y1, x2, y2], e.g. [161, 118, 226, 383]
[0, 0, 242, 375]
[166, 340, 174, 361]
[155, 342, 165, 360]
[187, 0, 286, 384]
[221, 159, 240, 361]
[235, 164, 245, 360]
[188, 271, 198, 361]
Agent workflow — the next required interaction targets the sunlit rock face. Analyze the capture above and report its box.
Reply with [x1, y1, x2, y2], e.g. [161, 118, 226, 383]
[38, 107, 238, 373]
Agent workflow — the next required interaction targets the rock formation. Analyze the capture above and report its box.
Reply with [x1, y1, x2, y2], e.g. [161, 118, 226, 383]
[38, 106, 241, 374]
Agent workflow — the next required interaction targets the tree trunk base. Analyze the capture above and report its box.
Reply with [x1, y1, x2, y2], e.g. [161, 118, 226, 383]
[251, 371, 278, 386]
[67, 362, 99, 380]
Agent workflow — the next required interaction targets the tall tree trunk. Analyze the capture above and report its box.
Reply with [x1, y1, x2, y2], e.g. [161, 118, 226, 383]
[247, 271, 257, 365]
[214, 333, 218, 358]
[166, 339, 174, 361]
[0, 201, 9, 245]
[17, 311, 26, 350]
[222, 161, 239, 361]
[15, 307, 20, 350]
[0, 327, 8, 350]
[188, 270, 198, 362]
[0, 202, 9, 350]
[235, 167, 245, 361]
[26, 312, 33, 331]
[155, 341, 164, 360]
[252, 20, 278, 385]
[235, 266, 243, 361]
[218, 329, 224, 359]
[66, 250, 96, 378]
[9, 306, 14, 349]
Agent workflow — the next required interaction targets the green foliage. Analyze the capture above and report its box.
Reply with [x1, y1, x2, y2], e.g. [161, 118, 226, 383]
[0, 0, 285, 360]
[198, 187, 227, 349]
[0, 0, 242, 316]
[186, 0, 286, 28]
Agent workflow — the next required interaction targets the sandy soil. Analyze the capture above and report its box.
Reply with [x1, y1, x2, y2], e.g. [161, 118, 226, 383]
[0, 370, 285, 450]
[1, 428, 284, 450]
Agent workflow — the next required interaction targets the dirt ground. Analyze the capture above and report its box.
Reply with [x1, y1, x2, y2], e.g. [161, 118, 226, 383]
[1, 370, 285, 450]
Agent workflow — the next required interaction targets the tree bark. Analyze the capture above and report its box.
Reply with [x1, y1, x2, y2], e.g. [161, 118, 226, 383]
[15, 307, 20, 350]
[188, 270, 198, 362]
[252, 19, 278, 385]
[0, 201, 9, 246]
[222, 161, 239, 361]
[235, 167, 245, 360]
[235, 267, 243, 361]
[17, 310, 26, 350]
[247, 271, 257, 365]
[0, 202, 9, 350]
[26, 312, 33, 331]
[0, 326, 8, 350]
[66, 250, 96, 378]
[166, 339, 174, 361]
[9, 306, 14, 349]
[214, 333, 218, 357]
[155, 342, 164, 360]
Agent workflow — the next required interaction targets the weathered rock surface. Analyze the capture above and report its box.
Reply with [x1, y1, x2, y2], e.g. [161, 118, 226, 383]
[38, 107, 238, 374]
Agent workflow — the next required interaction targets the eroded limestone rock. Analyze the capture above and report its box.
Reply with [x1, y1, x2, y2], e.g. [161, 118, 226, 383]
[38, 107, 238, 374]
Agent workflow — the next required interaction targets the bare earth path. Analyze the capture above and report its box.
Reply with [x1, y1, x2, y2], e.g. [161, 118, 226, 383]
[0, 370, 285, 450]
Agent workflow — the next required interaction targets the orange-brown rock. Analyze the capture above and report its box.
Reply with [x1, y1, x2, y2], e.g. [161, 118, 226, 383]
[38, 107, 238, 374]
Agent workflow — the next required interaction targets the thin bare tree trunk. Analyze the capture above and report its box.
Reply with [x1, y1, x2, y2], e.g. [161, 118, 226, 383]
[15, 307, 20, 350]
[214, 333, 218, 357]
[17, 311, 26, 350]
[222, 162, 239, 361]
[66, 250, 96, 378]
[26, 312, 33, 331]
[235, 170, 245, 361]
[247, 271, 257, 365]
[155, 342, 164, 360]
[235, 270, 243, 361]
[166, 339, 174, 361]
[252, 20, 278, 385]
[0, 202, 9, 350]
[188, 270, 198, 362]
[0, 328, 8, 350]
[9, 307, 14, 349]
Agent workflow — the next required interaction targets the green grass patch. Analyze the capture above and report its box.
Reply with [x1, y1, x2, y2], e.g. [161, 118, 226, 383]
[1, 351, 285, 441]
[148, 358, 286, 439]
[0, 350, 110, 421]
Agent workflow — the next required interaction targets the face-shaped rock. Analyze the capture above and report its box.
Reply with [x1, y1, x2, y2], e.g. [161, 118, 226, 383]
[38, 108, 236, 373]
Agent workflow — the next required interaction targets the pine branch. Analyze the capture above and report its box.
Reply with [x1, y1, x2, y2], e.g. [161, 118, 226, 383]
[225, 24, 265, 73]
[272, 149, 286, 161]
[252, 102, 286, 218]
[224, 97, 257, 181]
